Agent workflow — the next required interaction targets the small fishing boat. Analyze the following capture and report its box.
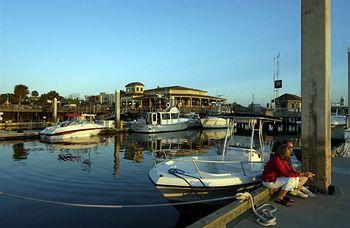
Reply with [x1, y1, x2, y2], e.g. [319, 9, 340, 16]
[200, 116, 230, 129]
[40, 114, 106, 142]
[149, 118, 269, 203]
[131, 107, 188, 133]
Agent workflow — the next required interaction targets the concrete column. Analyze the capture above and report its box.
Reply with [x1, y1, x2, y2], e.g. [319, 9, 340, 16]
[301, 0, 331, 191]
[53, 98, 57, 123]
[115, 90, 121, 129]
[348, 47, 350, 128]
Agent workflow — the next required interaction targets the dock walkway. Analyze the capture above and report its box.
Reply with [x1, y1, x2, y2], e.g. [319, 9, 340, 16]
[234, 157, 350, 228]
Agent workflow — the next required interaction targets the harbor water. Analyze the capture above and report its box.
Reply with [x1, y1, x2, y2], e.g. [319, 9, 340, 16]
[0, 129, 297, 227]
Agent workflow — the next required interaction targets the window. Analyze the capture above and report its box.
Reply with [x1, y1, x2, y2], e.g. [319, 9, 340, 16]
[171, 113, 178, 119]
[136, 87, 139, 92]
[152, 113, 157, 122]
[141, 87, 143, 92]
[162, 113, 170, 120]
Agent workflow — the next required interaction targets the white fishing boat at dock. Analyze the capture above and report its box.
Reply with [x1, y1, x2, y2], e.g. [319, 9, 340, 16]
[149, 117, 268, 203]
[130, 107, 188, 133]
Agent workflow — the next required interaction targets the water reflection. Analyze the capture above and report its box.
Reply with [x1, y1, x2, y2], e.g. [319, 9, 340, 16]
[124, 129, 229, 160]
[12, 143, 29, 160]
[43, 137, 108, 172]
[114, 135, 121, 176]
[44, 137, 105, 151]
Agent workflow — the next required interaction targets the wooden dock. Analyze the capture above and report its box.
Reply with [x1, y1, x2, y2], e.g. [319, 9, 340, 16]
[188, 187, 278, 228]
[0, 128, 129, 141]
[0, 131, 40, 141]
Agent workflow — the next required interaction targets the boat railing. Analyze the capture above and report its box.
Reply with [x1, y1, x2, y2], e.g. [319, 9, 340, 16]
[158, 157, 265, 178]
[151, 149, 195, 164]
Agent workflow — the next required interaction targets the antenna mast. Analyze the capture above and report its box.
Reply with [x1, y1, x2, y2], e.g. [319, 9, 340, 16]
[273, 53, 281, 109]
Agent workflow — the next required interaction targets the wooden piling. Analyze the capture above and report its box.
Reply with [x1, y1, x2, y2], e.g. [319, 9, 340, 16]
[301, 0, 331, 191]
[53, 98, 57, 123]
[115, 90, 121, 129]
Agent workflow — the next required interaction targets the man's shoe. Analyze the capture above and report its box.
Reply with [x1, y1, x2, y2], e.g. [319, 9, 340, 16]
[301, 186, 316, 198]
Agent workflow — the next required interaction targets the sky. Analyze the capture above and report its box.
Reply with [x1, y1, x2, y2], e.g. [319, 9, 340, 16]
[0, 0, 349, 106]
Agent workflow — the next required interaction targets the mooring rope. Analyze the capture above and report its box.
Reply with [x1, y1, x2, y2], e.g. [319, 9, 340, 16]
[0, 191, 235, 208]
[235, 192, 277, 227]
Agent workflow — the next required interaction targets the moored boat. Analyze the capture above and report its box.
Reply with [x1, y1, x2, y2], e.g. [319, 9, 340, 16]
[149, 118, 270, 204]
[200, 116, 230, 129]
[131, 107, 188, 133]
[331, 105, 347, 140]
[40, 114, 106, 142]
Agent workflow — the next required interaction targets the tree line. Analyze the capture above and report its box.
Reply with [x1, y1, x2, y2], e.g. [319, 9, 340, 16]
[0, 84, 79, 106]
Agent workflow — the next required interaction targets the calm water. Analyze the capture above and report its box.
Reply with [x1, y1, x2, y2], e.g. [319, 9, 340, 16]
[0, 130, 296, 227]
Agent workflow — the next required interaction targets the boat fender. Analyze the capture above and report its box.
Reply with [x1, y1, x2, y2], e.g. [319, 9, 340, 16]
[168, 168, 186, 174]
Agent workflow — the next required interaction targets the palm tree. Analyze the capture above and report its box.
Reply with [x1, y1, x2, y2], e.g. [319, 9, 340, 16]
[14, 84, 29, 105]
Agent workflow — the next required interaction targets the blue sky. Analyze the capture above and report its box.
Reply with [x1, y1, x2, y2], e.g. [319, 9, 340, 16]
[1, 0, 349, 105]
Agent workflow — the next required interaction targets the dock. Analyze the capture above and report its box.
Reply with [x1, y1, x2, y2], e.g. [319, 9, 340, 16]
[0, 127, 129, 141]
[189, 157, 350, 227]
[0, 131, 40, 140]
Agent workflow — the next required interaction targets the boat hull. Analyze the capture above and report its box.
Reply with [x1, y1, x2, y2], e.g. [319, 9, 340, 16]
[153, 181, 261, 206]
[131, 122, 188, 133]
[201, 117, 229, 129]
[331, 124, 346, 140]
[40, 124, 104, 142]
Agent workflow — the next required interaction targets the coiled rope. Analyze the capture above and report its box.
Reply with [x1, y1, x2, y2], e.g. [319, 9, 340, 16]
[235, 192, 277, 227]
[0, 191, 234, 208]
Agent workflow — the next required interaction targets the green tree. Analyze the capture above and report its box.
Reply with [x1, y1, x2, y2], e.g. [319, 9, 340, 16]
[31, 90, 39, 97]
[14, 84, 29, 105]
[38, 91, 63, 105]
[31, 90, 39, 104]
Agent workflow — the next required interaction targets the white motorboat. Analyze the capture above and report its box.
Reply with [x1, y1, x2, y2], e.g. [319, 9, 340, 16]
[200, 116, 230, 129]
[331, 105, 347, 140]
[40, 114, 106, 142]
[149, 118, 268, 203]
[131, 107, 188, 133]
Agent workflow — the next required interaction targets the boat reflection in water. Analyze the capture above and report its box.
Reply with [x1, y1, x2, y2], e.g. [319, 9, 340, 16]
[43, 136, 108, 172]
[125, 129, 229, 163]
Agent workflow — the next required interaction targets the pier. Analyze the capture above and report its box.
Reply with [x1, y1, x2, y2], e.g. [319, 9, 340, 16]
[189, 157, 350, 227]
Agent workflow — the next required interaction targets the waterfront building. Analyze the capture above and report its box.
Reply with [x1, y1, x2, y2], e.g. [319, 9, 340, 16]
[120, 82, 225, 114]
[274, 93, 301, 112]
[121, 82, 144, 108]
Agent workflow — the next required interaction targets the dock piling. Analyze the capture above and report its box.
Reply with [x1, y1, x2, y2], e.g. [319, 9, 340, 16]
[115, 90, 121, 129]
[53, 98, 57, 123]
[301, 0, 331, 192]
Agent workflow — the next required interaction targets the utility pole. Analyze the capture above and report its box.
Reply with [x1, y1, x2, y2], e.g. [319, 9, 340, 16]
[301, 0, 331, 192]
